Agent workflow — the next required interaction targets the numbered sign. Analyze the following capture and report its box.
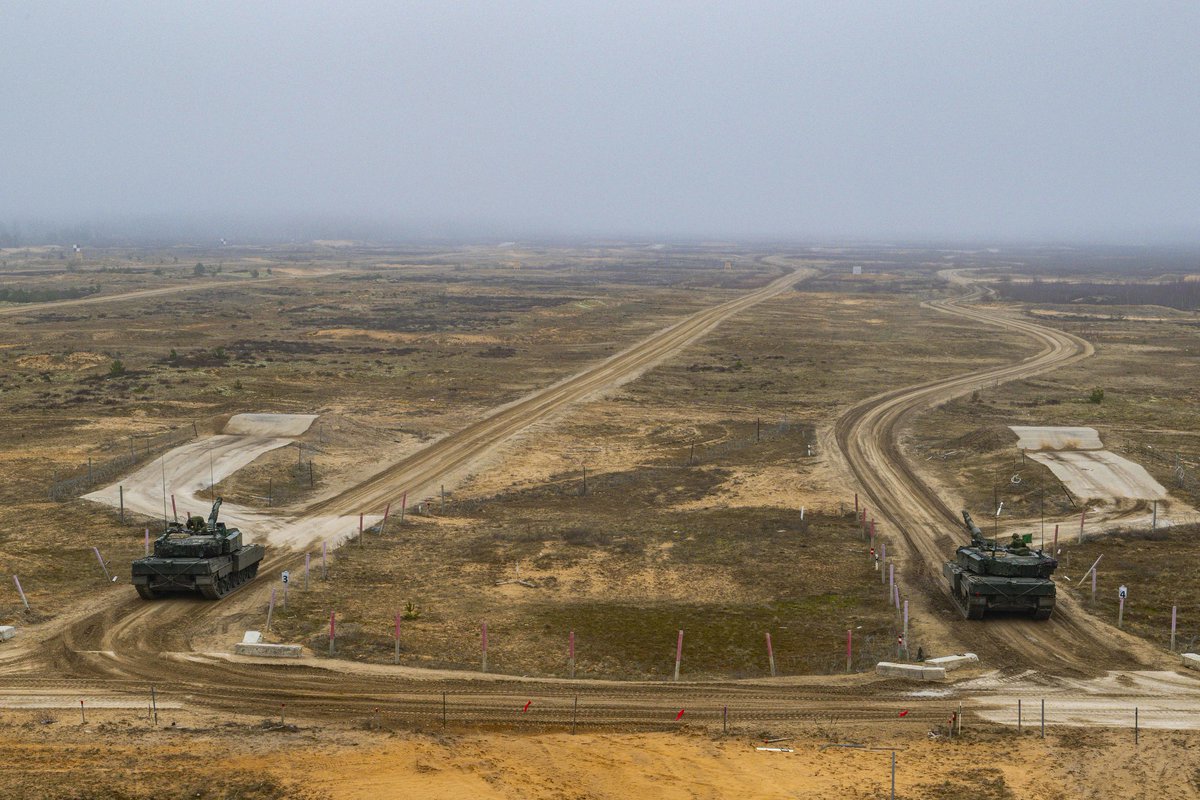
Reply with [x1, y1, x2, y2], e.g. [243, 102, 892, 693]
[1118, 584, 1128, 600]
[282, 570, 290, 585]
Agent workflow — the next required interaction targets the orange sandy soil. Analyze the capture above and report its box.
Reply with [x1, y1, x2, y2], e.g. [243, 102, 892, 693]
[3, 709, 1198, 799]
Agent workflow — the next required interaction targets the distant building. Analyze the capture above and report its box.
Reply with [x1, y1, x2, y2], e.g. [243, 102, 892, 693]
[852, 265, 863, 275]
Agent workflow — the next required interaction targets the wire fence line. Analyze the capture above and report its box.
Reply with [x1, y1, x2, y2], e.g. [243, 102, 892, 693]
[48, 424, 196, 501]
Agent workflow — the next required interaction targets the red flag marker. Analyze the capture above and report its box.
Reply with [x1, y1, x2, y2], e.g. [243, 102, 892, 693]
[521, 700, 531, 713]
[898, 709, 909, 717]
[675, 709, 685, 721]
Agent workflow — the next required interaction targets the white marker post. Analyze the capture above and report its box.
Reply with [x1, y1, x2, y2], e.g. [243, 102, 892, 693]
[903, 600, 909, 656]
[304, 553, 310, 590]
[281, 571, 289, 609]
[1080, 510, 1086, 543]
[92, 547, 113, 582]
[1118, 585, 1128, 628]
[1171, 606, 1177, 652]
[481, 621, 489, 673]
[881, 542, 887, 585]
[766, 632, 776, 677]
[846, 629, 852, 673]
[13, 575, 29, 611]
[265, 588, 276, 632]
[674, 629, 684, 682]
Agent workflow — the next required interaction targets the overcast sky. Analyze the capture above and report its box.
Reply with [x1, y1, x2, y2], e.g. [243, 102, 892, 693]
[1, 1, 1197, 242]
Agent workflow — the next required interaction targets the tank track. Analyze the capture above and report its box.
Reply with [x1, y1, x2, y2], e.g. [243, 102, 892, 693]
[198, 562, 260, 600]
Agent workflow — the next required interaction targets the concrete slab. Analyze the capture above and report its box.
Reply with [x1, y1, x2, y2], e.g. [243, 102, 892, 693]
[1010, 426, 1103, 451]
[224, 413, 318, 437]
[876, 662, 947, 681]
[233, 642, 302, 658]
[926, 652, 979, 671]
[0, 626, 15, 642]
[1182, 653, 1200, 671]
[1028, 450, 1168, 500]
[242, 630, 263, 644]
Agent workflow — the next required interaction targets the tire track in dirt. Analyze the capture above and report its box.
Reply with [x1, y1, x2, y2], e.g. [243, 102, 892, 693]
[834, 288, 1167, 675]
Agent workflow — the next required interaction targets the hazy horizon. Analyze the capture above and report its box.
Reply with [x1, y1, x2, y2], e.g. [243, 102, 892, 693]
[2, 2, 1198, 245]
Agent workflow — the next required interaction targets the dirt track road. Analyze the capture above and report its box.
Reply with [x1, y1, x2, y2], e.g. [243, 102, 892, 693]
[834, 289, 1168, 674]
[6, 270, 1198, 731]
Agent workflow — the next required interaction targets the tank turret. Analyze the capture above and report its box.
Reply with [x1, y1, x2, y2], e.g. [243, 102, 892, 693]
[131, 497, 264, 600]
[942, 508, 1057, 620]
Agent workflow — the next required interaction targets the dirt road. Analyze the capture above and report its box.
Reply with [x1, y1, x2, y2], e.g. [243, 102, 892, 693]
[0, 275, 288, 317]
[7, 270, 1200, 735]
[833, 289, 1169, 674]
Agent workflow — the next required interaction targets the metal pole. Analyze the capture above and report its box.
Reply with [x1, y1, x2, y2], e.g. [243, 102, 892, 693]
[674, 629, 683, 681]
[1152, 500, 1157, 531]
[394, 612, 401, 665]
[322, 542, 328, 580]
[1119, 596, 1125, 628]
[1171, 606, 1177, 652]
[890, 751, 896, 800]
[482, 621, 488, 673]
[569, 630, 576, 679]
[766, 632, 776, 677]
[304, 554, 310, 590]
[13, 575, 29, 611]
[1040, 698, 1045, 738]
[151, 685, 158, 726]
[846, 629, 852, 672]
[1018, 699, 1022, 734]
[1135, 707, 1138, 744]
[119, 485, 124, 523]
[572, 696, 578, 734]
[265, 588, 276, 632]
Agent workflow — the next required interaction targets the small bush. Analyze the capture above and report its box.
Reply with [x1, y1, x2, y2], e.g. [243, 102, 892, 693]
[1089, 387, 1105, 404]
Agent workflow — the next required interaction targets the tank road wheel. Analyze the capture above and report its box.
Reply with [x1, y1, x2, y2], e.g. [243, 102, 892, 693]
[198, 578, 228, 600]
[135, 584, 158, 601]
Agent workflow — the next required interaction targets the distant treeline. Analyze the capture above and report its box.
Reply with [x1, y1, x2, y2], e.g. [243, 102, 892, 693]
[993, 279, 1200, 311]
[0, 284, 100, 303]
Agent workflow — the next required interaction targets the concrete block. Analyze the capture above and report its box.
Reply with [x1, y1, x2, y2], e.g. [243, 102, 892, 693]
[0, 626, 15, 642]
[242, 630, 263, 644]
[926, 652, 979, 671]
[234, 642, 302, 658]
[875, 662, 947, 681]
[1182, 653, 1200, 671]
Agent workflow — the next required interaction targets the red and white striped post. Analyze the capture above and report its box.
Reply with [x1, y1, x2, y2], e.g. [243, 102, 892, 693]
[329, 611, 336, 655]
[673, 630, 684, 682]
[846, 629, 853, 672]
[482, 621, 489, 673]
[765, 632, 776, 677]
[569, 630, 576, 678]
[394, 612, 401, 664]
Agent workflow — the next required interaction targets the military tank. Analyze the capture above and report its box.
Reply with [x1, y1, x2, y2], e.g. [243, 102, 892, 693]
[131, 498, 264, 600]
[942, 510, 1057, 620]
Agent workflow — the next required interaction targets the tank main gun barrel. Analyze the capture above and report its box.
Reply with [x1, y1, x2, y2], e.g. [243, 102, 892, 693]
[961, 509, 985, 545]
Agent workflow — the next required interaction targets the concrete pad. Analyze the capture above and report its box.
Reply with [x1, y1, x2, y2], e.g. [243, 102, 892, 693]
[926, 652, 979, 671]
[876, 662, 947, 681]
[233, 642, 302, 658]
[242, 630, 263, 644]
[223, 413, 318, 437]
[1028, 450, 1168, 500]
[0, 626, 14, 642]
[1010, 426, 1102, 451]
[1182, 653, 1200, 671]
